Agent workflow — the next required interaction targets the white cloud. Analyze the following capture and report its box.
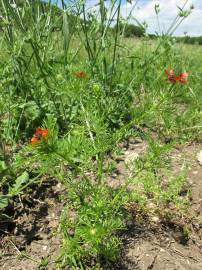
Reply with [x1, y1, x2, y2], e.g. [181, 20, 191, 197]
[121, 0, 202, 36]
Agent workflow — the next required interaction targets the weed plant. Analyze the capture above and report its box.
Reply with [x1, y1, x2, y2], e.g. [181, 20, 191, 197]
[0, 0, 201, 268]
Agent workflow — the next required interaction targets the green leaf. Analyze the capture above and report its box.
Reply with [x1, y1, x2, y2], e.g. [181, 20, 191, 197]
[9, 171, 29, 196]
[0, 195, 9, 209]
[0, 160, 7, 172]
[24, 101, 40, 120]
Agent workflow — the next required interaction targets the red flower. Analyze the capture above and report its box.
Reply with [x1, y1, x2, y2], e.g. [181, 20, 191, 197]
[165, 68, 188, 84]
[165, 68, 176, 83]
[35, 128, 49, 137]
[31, 136, 39, 145]
[31, 128, 49, 145]
[74, 71, 87, 78]
[178, 72, 188, 84]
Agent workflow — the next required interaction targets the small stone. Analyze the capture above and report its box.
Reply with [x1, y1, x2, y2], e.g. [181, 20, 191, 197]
[147, 202, 156, 210]
[164, 237, 170, 243]
[188, 179, 194, 185]
[42, 245, 48, 251]
[57, 183, 61, 189]
[151, 216, 160, 223]
[129, 137, 141, 144]
[197, 150, 202, 165]
[125, 152, 139, 165]
[115, 156, 125, 162]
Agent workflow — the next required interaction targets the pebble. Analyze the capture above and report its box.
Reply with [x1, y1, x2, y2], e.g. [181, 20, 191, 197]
[197, 150, 202, 165]
[42, 245, 48, 251]
[151, 216, 160, 223]
[188, 179, 194, 185]
[125, 152, 139, 165]
[147, 202, 156, 210]
[56, 183, 61, 189]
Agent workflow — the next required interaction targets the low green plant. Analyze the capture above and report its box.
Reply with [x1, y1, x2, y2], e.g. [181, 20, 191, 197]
[128, 139, 189, 213]
[59, 183, 126, 268]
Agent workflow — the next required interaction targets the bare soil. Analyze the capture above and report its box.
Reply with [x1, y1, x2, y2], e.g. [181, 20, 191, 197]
[0, 179, 64, 270]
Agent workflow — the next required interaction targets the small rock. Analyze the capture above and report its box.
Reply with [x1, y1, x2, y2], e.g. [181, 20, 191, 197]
[151, 216, 160, 223]
[115, 156, 125, 162]
[197, 150, 202, 165]
[125, 152, 139, 165]
[188, 179, 194, 185]
[42, 245, 48, 251]
[164, 237, 170, 243]
[129, 137, 141, 144]
[147, 202, 156, 210]
[56, 183, 61, 189]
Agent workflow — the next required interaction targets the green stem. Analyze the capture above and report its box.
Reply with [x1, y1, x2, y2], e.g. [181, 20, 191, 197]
[110, 0, 121, 90]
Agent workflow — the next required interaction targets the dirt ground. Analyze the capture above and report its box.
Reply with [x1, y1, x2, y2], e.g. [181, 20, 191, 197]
[0, 179, 64, 270]
[116, 141, 202, 270]
[0, 139, 202, 270]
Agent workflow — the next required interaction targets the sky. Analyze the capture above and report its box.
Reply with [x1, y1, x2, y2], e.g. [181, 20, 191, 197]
[84, 0, 202, 36]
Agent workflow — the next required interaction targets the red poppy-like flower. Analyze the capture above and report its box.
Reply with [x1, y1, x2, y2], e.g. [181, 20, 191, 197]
[35, 128, 49, 137]
[31, 136, 39, 145]
[165, 68, 188, 84]
[31, 128, 49, 145]
[165, 68, 176, 83]
[74, 71, 87, 78]
[177, 72, 188, 84]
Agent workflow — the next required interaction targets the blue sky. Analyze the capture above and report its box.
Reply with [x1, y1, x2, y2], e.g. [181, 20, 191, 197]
[52, 1, 202, 36]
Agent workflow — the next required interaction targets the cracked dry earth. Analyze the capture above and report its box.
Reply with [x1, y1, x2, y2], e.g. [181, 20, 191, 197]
[0, 179, 64, 270]
[0, 139, 202, 270]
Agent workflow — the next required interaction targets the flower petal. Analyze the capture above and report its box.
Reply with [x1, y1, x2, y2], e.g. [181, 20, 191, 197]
[31, 136, 39, 145]
[35, 128, 43, 135]
[75, 71, 87, 78]
[165, 68, 175, 77]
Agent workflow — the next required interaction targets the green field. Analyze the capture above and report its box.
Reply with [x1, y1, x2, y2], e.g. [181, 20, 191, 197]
[0, 1, 202, 269]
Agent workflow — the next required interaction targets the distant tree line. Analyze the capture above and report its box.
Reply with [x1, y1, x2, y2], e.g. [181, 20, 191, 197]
[176, 36, 202, 45]
[121, 24, 145, 38]
[146, 32, 202, 45]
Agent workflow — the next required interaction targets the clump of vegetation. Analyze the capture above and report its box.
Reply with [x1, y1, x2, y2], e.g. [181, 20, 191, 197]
[177, 35, 202, 45]
[0, 0, 201, 269]
[120, 23, 145, 37]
